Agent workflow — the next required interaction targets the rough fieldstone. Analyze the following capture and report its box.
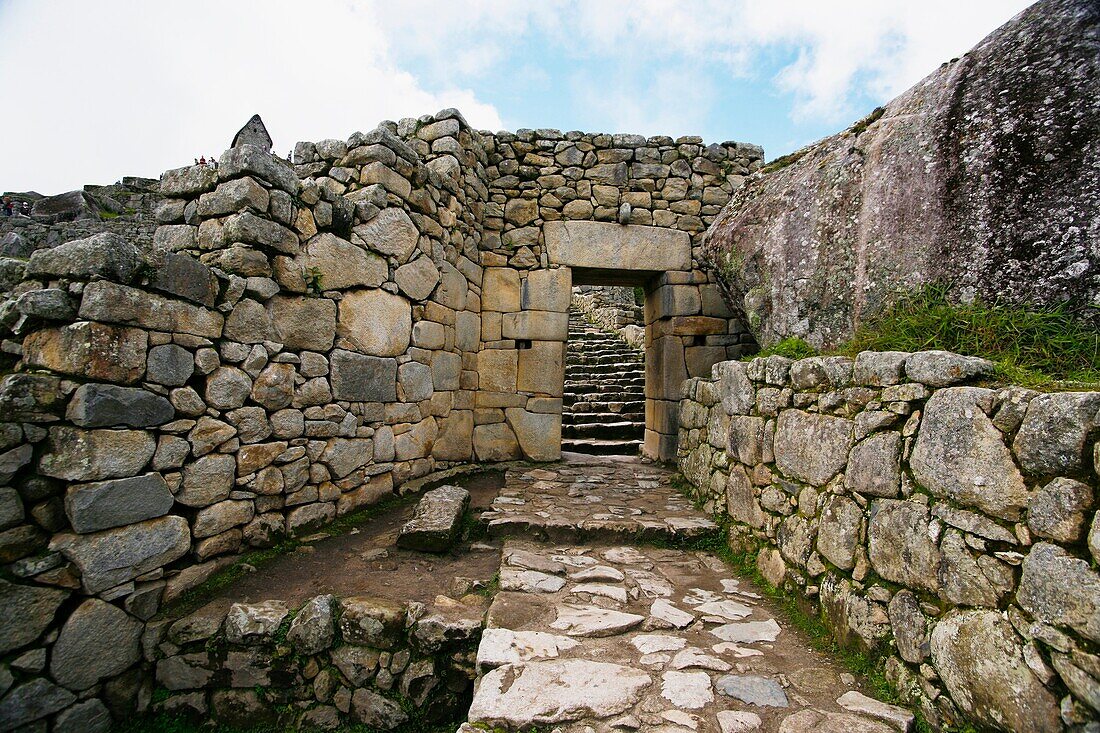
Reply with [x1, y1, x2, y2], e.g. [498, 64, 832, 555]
[14, 288, 75, 321]
[394, 418, 437, 461]
[79, 281, 223, 338]
[0, 577, 68, 655]
[774, 410, 853, 485]
[904, 350, 993, 387]
[0, 678, 76, 730]
[198, 176, 269, 217]
[52, 515, 190, 593]
[1028, 477, 1093, 543]
[287, 595, 334, 655]
[161, 163, 218, 195]
[250, 363, 294, 410]
[473, 423, 521, 462]
[930, 610, 1061, 731]
[23, 322, 148, 384]
[293, 232, 388, 291]
[189, 417, 237, 456]
[911, 387, 1029, 520]
[350, 688, 408, 729]
[356, 207, 419, 263]
[845, 431, 901, 497]
[867, 500, 941, 593]
[715, 675, 789, 707]
[331, 349, 397, 401]
[331, 645, 380, 686]
[394, 256, 440, 301]
[1090, 512, 1100, 565]
[852, 351, 910, 386]
[66, 384, 173, 429]
[150, 252, 219, 306]
[1018, 542, 1100, 643]
[398, 361, 434, 402]
[267, 296, 336, 351]
[178, 454, 236, 507]
[65, 473, 174, 533]
[467, 660, 651, 727]
[338, 289, 411, 357]
[193, 500, 254, 538]
[218, 144, 298, 194]
[224, 601, 288, 645]
[205, 367, 252, 410]
[888, 590, 928, 664]
[319, 438, 372, 479]
[26, 232, 142, 283]
[147, 344, 194, 386]
[339, 597, 405, 649]
[53, 698, 112, 733]
[51, 599, 142, 690]
[39, 427, 156, 482]
[397, 485, 470, 552]
[1013, 392, 1100, 476]
[816, 495, 862, 570]
[938, 529, 1002, 607]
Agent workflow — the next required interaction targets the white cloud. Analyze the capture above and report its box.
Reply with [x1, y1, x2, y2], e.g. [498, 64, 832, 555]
[0, 0, 502, 194]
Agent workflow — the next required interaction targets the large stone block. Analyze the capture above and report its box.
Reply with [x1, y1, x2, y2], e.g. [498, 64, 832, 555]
[359, 164, 413, 201]
[867, 500, 941, 593]
[773, 410, 853, 486]
[645, 336, 687, 401]
[479, 349, 518, 393]
[65, 473, 174, 534]
[517, 341, 564, 396]
[432, 410, 473, 461]
[1013, 391, 1100, 476]
[23, 321, 147, 384]
[501, 310, 567, 341]
[911, 387, 1028, 520]
[474, 423, 521, 462]
[645, 285, 701, 323]
[26, 232, 143, 284]
[66, 384, 173, 429]
[218, 144, 298, 194]
[338, 289, 411, 356]
[394, 419, 438, 461]
[0, 578, 68, 655]
[52, 515, 191, 593]
[197, 177, 269, 217]
[160, 163, 218, 196]
[394, 256, 440, 301]
[397, 485, 471, 552]
[522, 269, 571, 312]
[355, 207, 418, 262]
[930, 611, 1060, 732]
[267, 296, 336, 351]
[506, 408, 561, 462]
[545, 220, 691, 271]
[147, 343, 195, 386]
[713, 360, 754, 415]
[50, 598, 142, 691]
[79, 281, 223, 338]
[816, 495, 862, 570]
[39, 427, 156, 482]
[483, 268, 521, 312]
[1018, 542, 1100, 644]
[330, 350, 398, 401]
[178, 454, 236, 507]
[289, 233, 388, 292]
[845, 431, 901, 497]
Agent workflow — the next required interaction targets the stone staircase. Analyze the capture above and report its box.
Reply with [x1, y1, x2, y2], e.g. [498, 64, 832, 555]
[562, 309, 645, 455]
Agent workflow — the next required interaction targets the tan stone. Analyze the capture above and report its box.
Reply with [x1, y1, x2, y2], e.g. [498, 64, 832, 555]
[473, 423, 521, 462]
[267, 296, 336, 351]
[478, 350, 518, 393]
[337, 290, 411, 357]
[79, 281, 223, 338]
[359, 163, 412, 199]
[645, 336, 687, 401]
[295, 233, 387, 291]
[354, 206, 418, 262]
[23, 322, 147, 385]
[517, 341, 565, 396]
[482, 268, 521, 312]
[545, 220, 690, 271]
[505, 198, 539, 226]
[433, 411, 473, 461]
[505, 408, 561, 462]
[502, 311, 568, 341]
[522, 269, 571, 312]
[645, 285, 701, 323]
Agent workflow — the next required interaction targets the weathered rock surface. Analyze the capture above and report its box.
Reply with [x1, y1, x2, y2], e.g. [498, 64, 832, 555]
[0, 578, 68, 655]
[52, 515, 191, 593]
[396, 485, 470, 552]
[704, 0, 1100, 348]
[50, 599, 143, 690]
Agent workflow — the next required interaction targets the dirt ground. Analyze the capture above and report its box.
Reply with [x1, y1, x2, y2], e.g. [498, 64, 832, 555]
[208, 471, 506, 608]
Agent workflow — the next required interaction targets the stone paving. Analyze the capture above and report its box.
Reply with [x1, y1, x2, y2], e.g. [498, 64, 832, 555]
[481, 454, 720, 543]
[461, 458, 914, 733]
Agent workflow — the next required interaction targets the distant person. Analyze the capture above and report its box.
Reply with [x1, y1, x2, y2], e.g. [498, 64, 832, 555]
[208, 155, 217, 169]
[20, 201, 30, 215]
[1, 197, 11, 217]
[194, 158, 199, 166]
[199, 156, 207, 166]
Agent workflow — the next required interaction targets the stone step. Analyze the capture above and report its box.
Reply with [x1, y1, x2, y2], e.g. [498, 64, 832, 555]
[567, 401, 646, 414]
[564, 366, 645, 377]
[564, 393, 642, 405]
[562, 421, 643, 439]
[564, 379, 646, 392]
[562, 411, 645, 424]
[559, 437, 643, 456]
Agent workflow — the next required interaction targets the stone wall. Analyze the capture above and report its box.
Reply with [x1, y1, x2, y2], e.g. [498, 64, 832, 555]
[678, 351, 1100, 731]
[0, 109, 762, 731]
[572, 285, 642, 341]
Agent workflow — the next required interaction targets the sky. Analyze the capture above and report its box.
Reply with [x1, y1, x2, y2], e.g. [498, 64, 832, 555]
[0, 0, 1033, 195]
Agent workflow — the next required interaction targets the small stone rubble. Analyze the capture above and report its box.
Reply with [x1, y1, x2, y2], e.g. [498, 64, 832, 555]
[463, 537, 913, 732]
[481, 457, 718, 543]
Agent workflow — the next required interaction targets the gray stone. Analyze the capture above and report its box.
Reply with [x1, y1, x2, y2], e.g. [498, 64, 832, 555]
[911, 387, 1028, 520]
[1050, 653, 1100, 715]
[904, 350, 993, 387]
[727, 415, 767, 464]
[1028, 477, 1092, 542]
[338, 597, 404, 649]
[476, 629, 579, 670]
[816, 495, 862, 570]
[146, 345, 194, 388]
[224, 600, 288, 644]
[188, 417, 236, 456]
[330, 349, 397, 401]
[835, 691, 915, 733]
[290, 232, 388, 291]
[853, 352, 910, 386]
[845, 431, 901, 497]
[938, 529, 1002, 607]
[350, 688, 408, 730]
[394, 256, 440, 301]
[549, 605, 644, 637]
[1018, 542, 1100, 643]
[355, 207, 419, 263]
[0, 678, 76, 730]
[65, 473, 174, 533]
[0, 448, 31, 490]
[774, 410, 853, 486]
[716, 675, 789, 707]
[501, 568, 567, 594]
[1090, 512, 1100, 565]
[930, 610, 1061, 732]
[78, 281, 223, 338]
[1013, 392, 1100, 476]
[193, 500, 254, 539]
[223, 299, 276, 343]
[888, 590, 928, 664]
[178, 454, 236, 507]
[52, 515, 191, 593]
[467, 659, 650, 727]
[53, 698, 112, 733]
[0, 487, 23, 530]
[331, 645, 380, 686]
[160, 163, 218, 196]
[0, 578, 68, 655]
[250, 363, 294, 410]
[661, 670, 714, 709]
[398, 361, 434, 402]
[709, 619, 782, 644]
[397, 485, 470, 552]
[545, 220, 690, 271]
[867, 500, 941, 593]
[218, 144, 298, 195]
[150, 253, 219, 306]
[14, 288, 75, 321]
[26, 233, 142, 284]
[777, 514, 816, 568]
[231, 114, 273, 150]
[51, 598, 142, 690]
[337, 289, 411, 357]
[779, 710, 893, 733]
[205, 367, 252, 410]
[66, 384, 173, 429]
[22, 323, 147, 385]
[39, 427, 156, 482]
[287, 594, 334, 655]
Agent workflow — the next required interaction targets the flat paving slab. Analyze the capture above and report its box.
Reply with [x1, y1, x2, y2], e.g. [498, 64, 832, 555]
[482, 454, 719, 543]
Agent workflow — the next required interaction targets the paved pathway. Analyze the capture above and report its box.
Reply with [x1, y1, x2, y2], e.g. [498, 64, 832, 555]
[461, 458, 914, 733]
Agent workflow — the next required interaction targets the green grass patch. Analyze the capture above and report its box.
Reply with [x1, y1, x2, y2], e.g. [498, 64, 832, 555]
[849, 106, 886, 137]
[750, 336, 818, 361]
[841, 285, 1100, 387]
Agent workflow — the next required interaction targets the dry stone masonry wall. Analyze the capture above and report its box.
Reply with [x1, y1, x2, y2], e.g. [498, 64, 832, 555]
[0, 108, 761, 732]
[678, 350, 1100, 731]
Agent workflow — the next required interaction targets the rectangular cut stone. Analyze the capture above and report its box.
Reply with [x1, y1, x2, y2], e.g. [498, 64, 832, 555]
[501, 311, 568, 341]
[646, 336, 688, 401]
[545, 221, 690, 272]
[78, 281, 223, 338]
[331, 350, 397, 402]
[645, 285, 702, 323]
[517, 341, 565, 396]
[479, 350, 518, 393]
[646, 399, 680, 436]
[483, 268, 521, 312]
[396, 485, 470, 552]
[522, 269, 571, 312]
[23, 322, 147, 384]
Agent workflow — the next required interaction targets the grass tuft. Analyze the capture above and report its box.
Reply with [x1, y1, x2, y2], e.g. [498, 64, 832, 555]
[750, 337, 818, 361]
